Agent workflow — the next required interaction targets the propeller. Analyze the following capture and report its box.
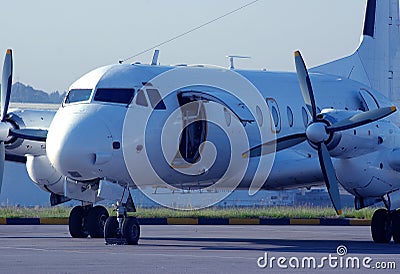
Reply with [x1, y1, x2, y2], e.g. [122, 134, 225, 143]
[244, 51, 397, 215]
[0, 49, 13, 194]
[0, 49, 49, 194]
[242, 133, 306, 158]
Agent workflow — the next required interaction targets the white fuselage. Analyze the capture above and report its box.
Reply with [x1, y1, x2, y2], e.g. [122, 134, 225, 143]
[41, 63, 400, 200]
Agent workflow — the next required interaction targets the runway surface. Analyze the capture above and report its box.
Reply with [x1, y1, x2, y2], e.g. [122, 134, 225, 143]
[0, 225, 398, 273]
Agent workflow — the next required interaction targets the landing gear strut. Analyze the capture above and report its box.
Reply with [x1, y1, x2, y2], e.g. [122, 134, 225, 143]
[68, 205, 109, 239]
[371, 208, 400, 243]
[104, 201, 140, 245]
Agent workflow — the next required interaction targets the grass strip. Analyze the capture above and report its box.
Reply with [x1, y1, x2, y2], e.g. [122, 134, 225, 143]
[0, 206, 375, 219]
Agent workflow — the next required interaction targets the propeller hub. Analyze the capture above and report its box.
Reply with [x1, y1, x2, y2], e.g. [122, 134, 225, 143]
[306, 122, 330, 144]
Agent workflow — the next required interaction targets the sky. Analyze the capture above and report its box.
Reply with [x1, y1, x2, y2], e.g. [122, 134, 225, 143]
[1, 0, 366, 93]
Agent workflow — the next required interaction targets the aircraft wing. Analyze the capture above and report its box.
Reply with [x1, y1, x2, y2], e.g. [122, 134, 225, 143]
[5, 153, 26, 163]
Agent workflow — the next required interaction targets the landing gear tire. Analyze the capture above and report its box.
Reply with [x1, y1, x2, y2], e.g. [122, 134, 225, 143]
[371, 208, 392, 243]
[87, 206, 109, 238]
[69, 206, 89, 238]
[104, 216, 119, 239]
[104, 216, 140, 245]
[122, 217, 140, 245]
[392, 210, 400, 244]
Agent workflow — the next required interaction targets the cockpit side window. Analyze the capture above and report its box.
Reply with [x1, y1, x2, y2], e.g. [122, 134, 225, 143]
[146, 88, 166, 110]
[94, 88, 135, 104]
[64, 89, 92, 104]
[136, 90, 148, 106]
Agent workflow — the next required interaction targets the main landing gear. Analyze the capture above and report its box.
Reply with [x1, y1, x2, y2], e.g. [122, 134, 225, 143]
[69, 205, 109, 238]
[371, 208, 400, 243]
[104, 201, 140, 245]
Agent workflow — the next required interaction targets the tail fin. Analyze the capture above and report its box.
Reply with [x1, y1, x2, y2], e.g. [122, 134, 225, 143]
[312, 0, 400, 103]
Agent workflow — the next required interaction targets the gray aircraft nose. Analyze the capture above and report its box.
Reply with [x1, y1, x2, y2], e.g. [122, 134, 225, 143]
[46, 111, 114, 181]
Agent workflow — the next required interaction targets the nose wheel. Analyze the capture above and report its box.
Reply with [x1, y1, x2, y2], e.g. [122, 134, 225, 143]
[122, 217, 140, 244]
[104, 201, 140, 245]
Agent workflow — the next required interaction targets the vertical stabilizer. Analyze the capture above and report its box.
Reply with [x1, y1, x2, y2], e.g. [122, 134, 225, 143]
[312, 0, 400, 104]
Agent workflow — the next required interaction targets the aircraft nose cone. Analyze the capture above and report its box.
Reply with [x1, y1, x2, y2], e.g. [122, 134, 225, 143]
[46, 112, 113, 180]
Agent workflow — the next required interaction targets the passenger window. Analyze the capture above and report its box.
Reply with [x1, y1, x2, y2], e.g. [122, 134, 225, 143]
[146, 88, 166, 110]
[256, 105, 263, 127]
[287, 106, 294, 127]
[266, 98, 281, 133]
[136, 90, 148, 106]
[271, 106, 279, 127]
[224, 108, 232, 127]
[94, 88, 134, 104]
[359, 89, 379, 111]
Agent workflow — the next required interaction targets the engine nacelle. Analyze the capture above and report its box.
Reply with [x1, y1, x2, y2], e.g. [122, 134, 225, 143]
[5, 109, 56, 156]
[319, 109, 399, 158]
[26, 155, 64, 195]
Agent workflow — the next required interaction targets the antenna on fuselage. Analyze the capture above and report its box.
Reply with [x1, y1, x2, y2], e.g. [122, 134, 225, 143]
[227, 55, 250, 69]
[151, 49, 160, 65]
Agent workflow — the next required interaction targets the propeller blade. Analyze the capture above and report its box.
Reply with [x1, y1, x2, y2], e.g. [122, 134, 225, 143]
[0, 142, 4, 194]
[328, 106, 396, 132]
[9, 128, 48, 142]
[318, 142, 342, 215]
[243, 133, 307, 158]
[1, 49, 13, 122]
[294, 51, 317, 121]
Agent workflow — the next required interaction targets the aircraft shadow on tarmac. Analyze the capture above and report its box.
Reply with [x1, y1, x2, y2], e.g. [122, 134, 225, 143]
[0, 236, 67, 239]
[141, 237, 400, 255]
[1, 232, 398, 255]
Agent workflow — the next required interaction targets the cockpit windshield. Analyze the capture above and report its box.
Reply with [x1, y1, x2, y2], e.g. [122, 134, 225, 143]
[93, 88, 135, 104]
[64, 89, 92, 104]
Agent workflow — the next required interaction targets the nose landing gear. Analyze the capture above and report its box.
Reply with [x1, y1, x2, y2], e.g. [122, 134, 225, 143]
[104, 192, 140, 245]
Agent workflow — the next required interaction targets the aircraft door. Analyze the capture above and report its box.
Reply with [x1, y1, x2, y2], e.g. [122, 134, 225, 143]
[173, 100, 207, 167]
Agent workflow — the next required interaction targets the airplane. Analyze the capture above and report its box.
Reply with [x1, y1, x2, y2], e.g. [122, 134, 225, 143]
[1, 0, 400, 245]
